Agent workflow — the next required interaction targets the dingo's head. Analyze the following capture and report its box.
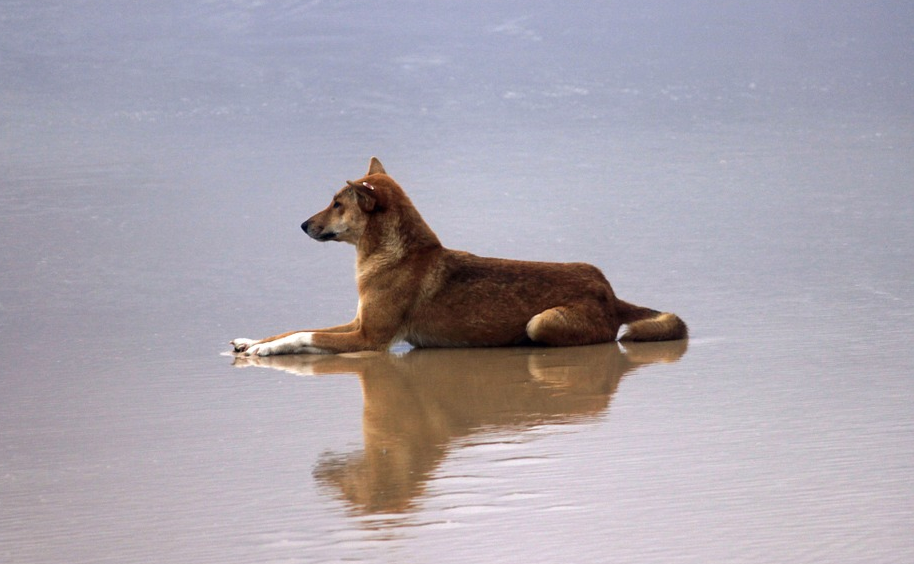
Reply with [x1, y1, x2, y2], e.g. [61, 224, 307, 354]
[301, 157, 389, 245]
[301, 157, 440, 256]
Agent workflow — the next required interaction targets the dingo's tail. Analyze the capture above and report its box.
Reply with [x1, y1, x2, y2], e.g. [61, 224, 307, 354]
[617, 300, 688, 342]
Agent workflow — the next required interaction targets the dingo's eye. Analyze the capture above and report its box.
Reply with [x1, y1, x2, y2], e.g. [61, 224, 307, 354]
[332, 201, 341, 209]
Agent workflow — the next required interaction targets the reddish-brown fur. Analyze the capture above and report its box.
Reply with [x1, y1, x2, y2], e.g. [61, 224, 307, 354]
[232, 158, 687, 355]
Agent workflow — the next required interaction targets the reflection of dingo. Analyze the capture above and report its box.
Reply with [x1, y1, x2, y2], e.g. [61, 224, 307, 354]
[232, 341, 688, 514]
[233, 158, 687, 356]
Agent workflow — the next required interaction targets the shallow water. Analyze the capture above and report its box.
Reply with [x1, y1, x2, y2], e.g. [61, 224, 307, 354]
[2, 1, 913, 563]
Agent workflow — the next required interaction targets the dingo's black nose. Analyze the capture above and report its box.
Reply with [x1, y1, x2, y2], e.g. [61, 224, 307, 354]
[301, 220, 310, 233]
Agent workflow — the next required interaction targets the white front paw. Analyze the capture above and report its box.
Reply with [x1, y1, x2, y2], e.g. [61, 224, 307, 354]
[232, 338, 257, 353]
[251, 332, 321, 356]
[245, 342, 275, 357]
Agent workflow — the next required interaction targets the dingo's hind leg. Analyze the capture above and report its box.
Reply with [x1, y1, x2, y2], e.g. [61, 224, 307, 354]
[525, 305, 616, 346]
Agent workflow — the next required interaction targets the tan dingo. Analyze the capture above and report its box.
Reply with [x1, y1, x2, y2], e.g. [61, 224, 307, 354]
[232, 158, 687, 356]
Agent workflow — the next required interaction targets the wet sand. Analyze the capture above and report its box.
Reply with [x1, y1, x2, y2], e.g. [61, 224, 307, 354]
[2, 2, 913, 563]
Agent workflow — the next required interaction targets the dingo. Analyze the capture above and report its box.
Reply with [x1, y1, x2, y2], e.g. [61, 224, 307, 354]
[232, 158, 687, 356]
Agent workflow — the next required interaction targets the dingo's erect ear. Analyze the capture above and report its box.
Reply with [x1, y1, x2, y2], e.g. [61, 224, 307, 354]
[367, 157, 386, 176]
[347, 180, 378, 212]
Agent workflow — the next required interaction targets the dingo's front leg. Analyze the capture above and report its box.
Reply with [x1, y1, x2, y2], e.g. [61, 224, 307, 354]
[234, 332, 327, 356]
[232, 319, 361, 355]
[233, 326, 391, 356]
